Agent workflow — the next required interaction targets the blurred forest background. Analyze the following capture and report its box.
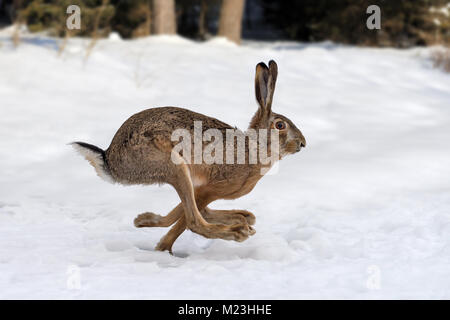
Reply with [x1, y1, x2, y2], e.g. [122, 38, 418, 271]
[0, 0, 449, 47]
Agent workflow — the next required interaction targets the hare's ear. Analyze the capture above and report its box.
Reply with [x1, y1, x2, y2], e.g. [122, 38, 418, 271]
[255, 60, 278, 116]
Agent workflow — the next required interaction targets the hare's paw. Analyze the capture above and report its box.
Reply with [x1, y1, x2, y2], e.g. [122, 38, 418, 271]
[235, 210, 256, 225]
[203, 212, 246, 226]
[248, 225, 256, 236]
[226, 222, 256, 239]
[189, 223, 251, 242]
[204, 208, 256, 226]
[155, 239, 173, 254]
[228, 224, 253, 242]
[134, 212, 164, 228]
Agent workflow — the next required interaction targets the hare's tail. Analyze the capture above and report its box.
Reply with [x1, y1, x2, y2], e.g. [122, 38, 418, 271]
[70, 141, 114, 183]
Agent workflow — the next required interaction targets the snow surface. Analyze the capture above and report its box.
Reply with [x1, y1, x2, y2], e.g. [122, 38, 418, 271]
[0, 31, 449, 299]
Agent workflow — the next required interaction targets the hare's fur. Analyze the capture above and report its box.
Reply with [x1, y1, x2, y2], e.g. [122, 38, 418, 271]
[72, 60, 306, 253]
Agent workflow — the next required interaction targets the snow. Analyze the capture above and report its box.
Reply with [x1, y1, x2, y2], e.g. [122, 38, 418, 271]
[0, 30, 449, 299]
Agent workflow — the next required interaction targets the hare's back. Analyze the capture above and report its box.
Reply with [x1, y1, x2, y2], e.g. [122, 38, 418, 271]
[105, 107, 233, 184]
[117, 106, 232, 135]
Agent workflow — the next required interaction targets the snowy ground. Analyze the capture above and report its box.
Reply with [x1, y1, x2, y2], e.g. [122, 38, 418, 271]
[0, 30, 449, 299]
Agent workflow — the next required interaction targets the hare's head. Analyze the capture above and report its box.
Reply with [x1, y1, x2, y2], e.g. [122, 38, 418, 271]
[249, 60, 306, 157]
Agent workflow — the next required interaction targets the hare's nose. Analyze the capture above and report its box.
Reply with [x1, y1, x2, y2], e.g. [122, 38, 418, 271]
[300, 137, 306, 148]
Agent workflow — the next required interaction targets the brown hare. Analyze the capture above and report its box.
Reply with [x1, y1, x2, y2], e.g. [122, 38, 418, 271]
[72, 60, 306, 253]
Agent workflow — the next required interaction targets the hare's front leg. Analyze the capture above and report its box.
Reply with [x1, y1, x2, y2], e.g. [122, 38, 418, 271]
[134, 203, 186, 254]
[155, 216, 186, 254]
[170, 159, 250, 242]
[134, 203, 183, 228]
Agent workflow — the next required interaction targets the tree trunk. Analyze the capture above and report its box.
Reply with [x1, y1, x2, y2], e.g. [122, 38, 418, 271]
[152, 0, 176, 35]
[218, 0, 246, 44]
[198, 0, 208, 39]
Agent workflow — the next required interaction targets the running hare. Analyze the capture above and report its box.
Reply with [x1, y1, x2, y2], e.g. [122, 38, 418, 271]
[72, 60, 306, 253]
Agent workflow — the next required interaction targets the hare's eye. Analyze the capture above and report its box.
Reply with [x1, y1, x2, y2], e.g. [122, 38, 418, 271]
[275, 121, 286, 130]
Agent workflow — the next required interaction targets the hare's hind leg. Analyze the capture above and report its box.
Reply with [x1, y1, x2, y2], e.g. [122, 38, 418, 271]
[170, 158, 250, 242]
[204, 208, 256, 226]
[202, 208, 255, 236]
[155, 207, 255, 253]
[134, 204, 183, 228]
